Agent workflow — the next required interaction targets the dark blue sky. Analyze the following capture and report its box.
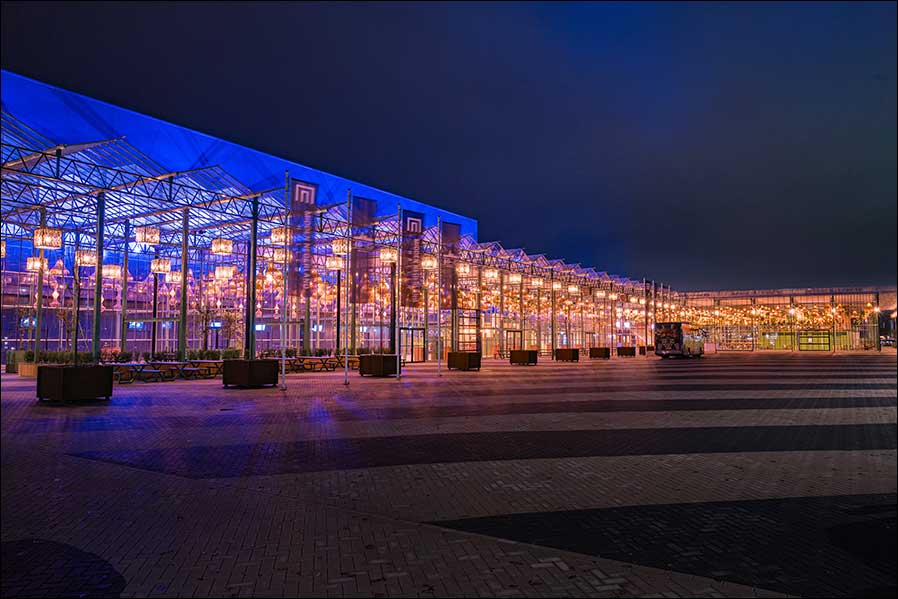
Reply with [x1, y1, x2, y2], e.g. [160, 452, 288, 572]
[2, 1, 895, 290]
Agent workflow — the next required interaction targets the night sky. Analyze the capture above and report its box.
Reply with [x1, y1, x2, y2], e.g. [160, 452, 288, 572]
[2, 1, 895, 291]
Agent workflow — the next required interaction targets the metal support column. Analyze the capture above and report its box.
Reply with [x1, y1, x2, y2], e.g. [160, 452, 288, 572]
[550, 273, 556, 359]
[34, 209, 47, 360]
[120, 220, 130, 353]
[178, 209, 189, 361]
[437, 216, 442, 375]
[91, 192, 105, 361]
[498, 271, 505, 356]
[244, 195, 259, 358]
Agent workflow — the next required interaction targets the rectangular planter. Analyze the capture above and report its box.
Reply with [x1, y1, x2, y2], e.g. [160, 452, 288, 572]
[222, 359, 279, 387]
[617, 346, 637, 357]
[358, 354, 400, 377]
[17, 362, 40, 377]
[447, 351, 481, 371]
[510, 350, 538, 366]
[589, 347, 611, 359]
[638, 345, 647, 355]
[37, 365, 113, 402]
[6, 350, 28, 374]
[554, 348, 579, 362]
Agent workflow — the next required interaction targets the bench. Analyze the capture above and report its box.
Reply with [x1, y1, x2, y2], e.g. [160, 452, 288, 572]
[138, 369, 164, 383]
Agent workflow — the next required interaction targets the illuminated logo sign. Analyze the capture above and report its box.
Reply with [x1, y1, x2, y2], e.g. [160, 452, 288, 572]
[405, 216, 422, 234]
[291, 181, 315, 206]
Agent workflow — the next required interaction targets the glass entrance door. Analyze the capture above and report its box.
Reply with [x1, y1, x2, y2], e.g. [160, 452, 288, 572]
[400, 327, 425, 363]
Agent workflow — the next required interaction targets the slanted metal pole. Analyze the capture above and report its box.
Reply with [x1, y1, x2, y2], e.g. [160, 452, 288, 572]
[437, 216, 442, 376]
[396, 204, 402, 380]
[178, 209, 189, 361]
[92, 192, 105, 362]
[244, 195, 259, 359]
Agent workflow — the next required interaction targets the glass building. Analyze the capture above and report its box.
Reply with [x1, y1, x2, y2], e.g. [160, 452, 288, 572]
[1, 71, 891, 365]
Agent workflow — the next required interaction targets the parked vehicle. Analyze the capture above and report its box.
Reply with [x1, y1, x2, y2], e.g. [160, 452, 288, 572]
[655, 322, 705, 358]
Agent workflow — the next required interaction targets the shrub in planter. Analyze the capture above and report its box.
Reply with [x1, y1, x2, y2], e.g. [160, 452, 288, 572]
[221, 349, 241, 360]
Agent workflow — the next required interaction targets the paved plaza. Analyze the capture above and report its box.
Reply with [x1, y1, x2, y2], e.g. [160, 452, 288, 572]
[1, 352, 896, 598]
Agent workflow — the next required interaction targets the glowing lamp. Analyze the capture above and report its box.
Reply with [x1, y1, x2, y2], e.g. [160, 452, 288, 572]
[551, 281, 562, 291]
[269, 226, 292, 246]
[134, 226, 160, 245]
[0, 239, 5, 259]
[215, 265, 236, 281]
[529, 277, 544, 288]
[568, 284, 580, 294]
[507, 272, 522, 284]
[102, 264, 122, 279]
[150, 258, 171, 274]
[421, 255, 438, 270]
[331, 238, 349, 256]
[211, 238, 232, 255]
[26, 256, 48, 272]
[379, 247, 398, 263]
[639, 298, 646, 305]
[595, 289, 606, 298]
[167, 271, 183, 285]
[33, 227, 62, 250]
[483, 268, 499, 280]
[325, 255, 343, 271]
[455, 262, 471, 276]
[75, 250, 97, 267]
[270, 248, 293, 263]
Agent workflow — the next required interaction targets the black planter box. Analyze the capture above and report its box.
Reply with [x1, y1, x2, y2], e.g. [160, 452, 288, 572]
[510, 350, 538, 365]
[37, 365, 113, 402]
[222, 359, 279, 387]
[554, 348, 579, 362]
[617, 346, 637, 357]
[447, 351, 481, 371]
[359, 354, 400, 377]
[639, 345, 647, 355]
[589, 347, 611, 359]
[646, 345, 655, 352]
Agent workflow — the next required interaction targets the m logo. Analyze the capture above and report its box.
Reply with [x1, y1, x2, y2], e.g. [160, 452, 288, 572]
[291, 181, 315, 205]
[405, 216, 422, 234]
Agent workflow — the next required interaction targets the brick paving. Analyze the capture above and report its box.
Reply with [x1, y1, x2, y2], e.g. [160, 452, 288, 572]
[1, 352, 895, 598]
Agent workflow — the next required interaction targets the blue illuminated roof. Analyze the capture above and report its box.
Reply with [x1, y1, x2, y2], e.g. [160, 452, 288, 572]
[0, 70, 477, 237]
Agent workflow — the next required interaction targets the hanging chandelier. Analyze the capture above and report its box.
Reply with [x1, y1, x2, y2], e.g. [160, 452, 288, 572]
[167, 271, 183, 285]
[331, 238, 349, 256]
[211, 238, 233, 255]
[568, 284, 580, 295]
[552, 281, 563, 291]
[530, 276, 544, 289]
[421, 255, 438, 270]
[270, 247, 293, 263]
[33, 227, 62, 250]
[507, 272, 522, 284]
[26, 256, 48, 272]
[595, 289, 606, 298]
[75, 249, 97, 267]
[215, 265, 236, 281]
[325, 255, 343, 271]
[379, 247, 398, 263]
[102, 264, 122, 279]
[269, 226, 292, 246]
[455, 262, 471, 276]
[483, 267, 499, 280]
[150, 258, 172, 274]
[134, 226, 160, 245]
[0, 239, 6, 259]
